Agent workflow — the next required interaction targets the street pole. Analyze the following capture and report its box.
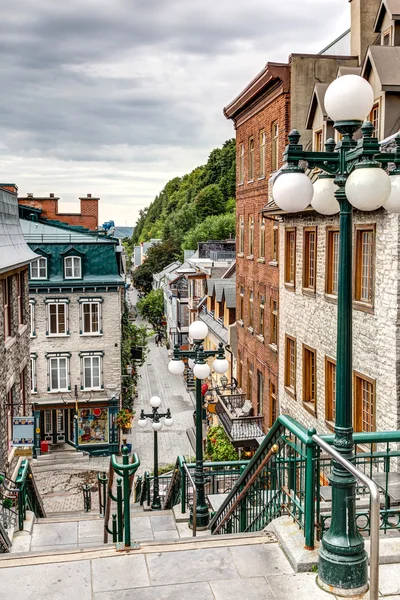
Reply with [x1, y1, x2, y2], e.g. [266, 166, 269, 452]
[152, 426, 161, 510]
[191, 369, 209, 529]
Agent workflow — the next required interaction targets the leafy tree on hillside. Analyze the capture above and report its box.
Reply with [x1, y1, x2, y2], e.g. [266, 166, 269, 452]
[182, 213, 236, 250]
[194, 184, 226, 221]
[137, 289, 164, 327]
[132, 239, 180, 293]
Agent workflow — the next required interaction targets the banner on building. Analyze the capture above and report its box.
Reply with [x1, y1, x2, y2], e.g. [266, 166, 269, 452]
[12, 417, 35, 447]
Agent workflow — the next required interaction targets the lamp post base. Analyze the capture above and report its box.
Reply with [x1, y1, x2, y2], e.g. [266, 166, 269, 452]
[318, 544, 368, 596]
[189, 504, 210, 530]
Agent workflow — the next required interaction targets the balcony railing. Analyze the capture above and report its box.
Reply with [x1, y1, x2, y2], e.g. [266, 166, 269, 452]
[215, 393, 264, 444]
[209, 251, 236, 262]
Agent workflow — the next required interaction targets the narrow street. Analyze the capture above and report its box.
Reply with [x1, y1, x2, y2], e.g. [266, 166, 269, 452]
[126, 285, 195, 475]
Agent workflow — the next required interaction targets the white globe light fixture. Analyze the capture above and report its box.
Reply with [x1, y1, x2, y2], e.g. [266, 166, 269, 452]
[168, 359, 185, 375]
[150, 395, 161, 409]
[385, 174, 400, 213]
[212, 357, 229, 374]
[189, 320, 209, 341]
[324, 75, 374, 122]
[138, 416, 147, 428]
[164, 415, 174, 428]
[273, 171, 314, 212]
[188, 357, 195, 370]
[152, 420, 162, 431]
[193, 362, 211, 380]
[312, 176, 340, 215]
[345, 165, 391, 211]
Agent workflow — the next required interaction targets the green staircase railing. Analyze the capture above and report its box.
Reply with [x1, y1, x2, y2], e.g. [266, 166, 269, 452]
[99, 447, 140, 548]
[209, 415, 400, 547]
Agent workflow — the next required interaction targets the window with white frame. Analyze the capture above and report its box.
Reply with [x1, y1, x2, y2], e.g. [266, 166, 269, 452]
[30, 257, 47, 279]
[49, 356, 69, 391]
[64, 256, 82, 279]
[82, 355, 102, 390]
[30, 355, 37, 393]
[81, 302, 101, 334]
[29, 300, 36, 337]
[47, 302, 68, 335]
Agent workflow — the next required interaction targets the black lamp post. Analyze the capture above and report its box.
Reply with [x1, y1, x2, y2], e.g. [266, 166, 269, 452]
[168, 320, 229, 529]
[137, 396, 173, 510]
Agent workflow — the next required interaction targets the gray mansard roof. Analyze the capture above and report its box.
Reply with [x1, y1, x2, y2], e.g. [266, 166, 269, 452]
[0, 187, 38, 274]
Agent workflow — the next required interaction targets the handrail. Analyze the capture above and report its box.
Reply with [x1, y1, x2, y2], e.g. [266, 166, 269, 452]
[183, 463, 197, 537]
[312, 434, 379, 600]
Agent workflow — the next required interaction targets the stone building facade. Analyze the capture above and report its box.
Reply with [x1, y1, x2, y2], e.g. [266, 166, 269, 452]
[0, 185, 38, 474]
[21, 218, 124, 455]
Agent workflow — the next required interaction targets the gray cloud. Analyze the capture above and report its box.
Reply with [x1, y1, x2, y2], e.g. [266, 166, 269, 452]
[0, 0, 348, 224]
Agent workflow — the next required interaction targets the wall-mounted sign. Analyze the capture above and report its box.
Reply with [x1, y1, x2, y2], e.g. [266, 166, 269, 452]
[12, 417, 34, 447]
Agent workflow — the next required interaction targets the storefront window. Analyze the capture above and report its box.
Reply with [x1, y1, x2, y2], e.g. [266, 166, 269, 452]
[78, 408, 109, 444]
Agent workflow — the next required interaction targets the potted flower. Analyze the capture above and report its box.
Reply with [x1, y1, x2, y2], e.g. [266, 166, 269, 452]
[115, 408, 135, 432]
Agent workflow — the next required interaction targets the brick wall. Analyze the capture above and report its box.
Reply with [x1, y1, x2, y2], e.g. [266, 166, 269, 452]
[0, 267, 31, 474]
[18, 194, 99, 231]
[234, 91, 289, 431]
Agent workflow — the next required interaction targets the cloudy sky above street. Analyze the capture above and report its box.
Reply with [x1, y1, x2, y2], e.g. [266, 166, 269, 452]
[1, 0, 349, 225]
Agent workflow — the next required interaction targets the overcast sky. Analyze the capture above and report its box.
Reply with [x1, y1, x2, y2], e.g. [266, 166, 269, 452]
[1, 0, 349, 226]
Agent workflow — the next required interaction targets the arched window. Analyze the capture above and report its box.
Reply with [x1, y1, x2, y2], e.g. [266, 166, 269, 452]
[64, 256, 82, 279]
[30, 257, 47, 279]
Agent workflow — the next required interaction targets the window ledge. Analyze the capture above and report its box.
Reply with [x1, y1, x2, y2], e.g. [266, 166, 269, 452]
[324, 293, 337, 305]
[269, 261, 278, 267]
[302, 288, 316, 298]
[237, 253, 244, 258]
[237, 319, 244, 327]
[303, 402, 317, 417]
[31, 391, 38, 395]
[18, 324, 28, 336]
[48, 389, 69, 394]
[353, 301, 374, 315]
[246, 255, 254, 261]
[247, 326, 254, 335]
[237, 183, 244, 187]
[256, 334, 265, 343]
[257, 258, 265, 264]
[325, 420, 335, 432]
[258, 176, 266, 181]
[30, 333, 37, 339]
[247, 180, 254, 184]
[4, 336, 16, 351]
[284, 386, 296, 399]
[80, 333, 103, 337]
[46, 334, 70, 338]
[268, 343, 278, 354]
[284, 283, 295, 292]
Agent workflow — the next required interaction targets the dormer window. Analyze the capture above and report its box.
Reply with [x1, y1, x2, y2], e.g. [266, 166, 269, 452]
[30, 257, 47, 279]
[64, 256, 81, 279]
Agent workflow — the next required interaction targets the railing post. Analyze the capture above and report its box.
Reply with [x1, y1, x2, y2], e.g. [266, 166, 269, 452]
[116, 478, 123, 543]
[181, 463, 186, 514]
[122, 447, 131, 547]
[112, 513, 117, 542]
[304, 430, 317, 550]
[239, 464, 247, 532]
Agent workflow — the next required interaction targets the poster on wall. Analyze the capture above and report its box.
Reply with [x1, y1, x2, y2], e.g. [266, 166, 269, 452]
[12, 417, 35, 446]
[78, 408, 109, 444]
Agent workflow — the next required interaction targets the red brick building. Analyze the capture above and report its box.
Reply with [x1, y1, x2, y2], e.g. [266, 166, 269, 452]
[224, 52, 358, 431]
[17, 192, 99, 231]
[223, 63, 290, 430]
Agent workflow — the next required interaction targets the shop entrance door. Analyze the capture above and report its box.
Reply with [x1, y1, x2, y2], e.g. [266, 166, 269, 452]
[43, 409, 66, 445]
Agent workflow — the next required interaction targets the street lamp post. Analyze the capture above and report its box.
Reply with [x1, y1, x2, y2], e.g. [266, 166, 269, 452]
[168, 320, 229, 529]
[137, 396, 173, 510]
[272, 74, 398, 595]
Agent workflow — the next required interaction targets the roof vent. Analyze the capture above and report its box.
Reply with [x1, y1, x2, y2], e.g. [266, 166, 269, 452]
[27, 193, 33, 198]
[49, 193, 54, 198]
[87, 193, 92, 198]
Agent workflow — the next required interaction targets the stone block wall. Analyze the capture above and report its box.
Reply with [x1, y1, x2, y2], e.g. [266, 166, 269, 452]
[30, 290, 122, 400]
[0, 267, 31, 473]
[278, 209, 400, 434]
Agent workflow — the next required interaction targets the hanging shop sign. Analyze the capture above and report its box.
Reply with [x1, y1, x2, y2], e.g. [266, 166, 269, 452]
[12, 417, 35, 447]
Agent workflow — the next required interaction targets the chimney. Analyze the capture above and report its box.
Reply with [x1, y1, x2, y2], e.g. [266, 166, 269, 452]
[349, 0, 381, 63]
[49, 193, 54, 198]
[0, 184, 18, 194]
[27, 193, 33, 197]
[87, 193, 92, 198]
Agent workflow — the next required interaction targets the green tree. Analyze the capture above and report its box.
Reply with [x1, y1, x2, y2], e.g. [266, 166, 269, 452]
[132, 239, 180, 294]
[181, 213, 236, 250]
[121, 305, 149, 410]
[194, 184, 226, 221]
[137, 289, 164, 327]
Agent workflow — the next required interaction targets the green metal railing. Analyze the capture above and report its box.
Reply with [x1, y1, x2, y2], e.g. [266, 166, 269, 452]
[15, 459, 46, 530]
[210, 415, 400, 548]
[163, 456, 249, 514]
[99, 447, 140, 547]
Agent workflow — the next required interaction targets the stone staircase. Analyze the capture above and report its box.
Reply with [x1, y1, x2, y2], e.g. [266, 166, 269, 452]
[32, 446, 90, 473]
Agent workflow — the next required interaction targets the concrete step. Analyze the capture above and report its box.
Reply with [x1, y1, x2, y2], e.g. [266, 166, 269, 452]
[35, 451, 89, 463]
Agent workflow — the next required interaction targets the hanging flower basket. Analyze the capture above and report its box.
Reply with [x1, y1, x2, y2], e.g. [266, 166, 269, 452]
[115, 409, 135, 431]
